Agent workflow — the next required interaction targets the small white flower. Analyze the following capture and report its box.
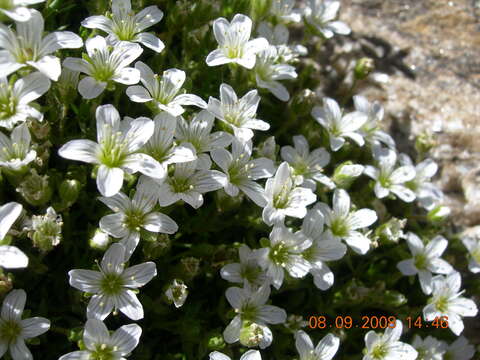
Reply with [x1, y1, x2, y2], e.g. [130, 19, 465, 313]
[175, 110, 232, 169]
[154, 159, 227, 209]
[281, 135, 333, 190]
[396, 232, 453, 295]
[304, 0, 351, 39]
[262, 162, 316, 226]
[0, 9, 83, 80]
[399, 154, 442, 210]
[29, 206, 63, 251]
[0, 202, 28, 269]
[444, 336, 476, 360]
[295, 330, 340, 360]
[353, 95, 395, 149]
[0, 123, 36, 171]
[126, 61, 207, 116]
[208, 83, 270, 142]
[363, 320, 417, 360]
[220, 244, 268, 289]
[0, 72, 50, 129]
[58, 104, 163, 197]
[0, 289, 50, 360]
[223, 284, 286, 348]
[165, 279, 188, 308]
[423, 272, 478, 335]
[206, 14, 269, 69]
[254, 45, 297, 102]
[82, 0, 165, 52]
[210, 350, 262, 360]
[255, 226, 312, 289]
[300, 208, 347, 290]
[59, 319, 141, 360]
[63, 36, 142, 99]
[411, 335, 446, 360]
[311, 97, 367, 151]
[364, 146, 416, 202]
[269, 0, 302, 23]
[461, 233, 480, 273]
[99, 177, 178, 259]
[316, 189, 377, 255]
[0, 0, 45, 22]
[69, 242, 157, 321]
[142, 112, 196, 170]
[212, 138, 275, 207]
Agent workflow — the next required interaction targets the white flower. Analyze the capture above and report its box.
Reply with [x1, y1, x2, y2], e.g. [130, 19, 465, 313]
[364, 146, 416, 202]
[0, 9, 83, 80]
[206, 14, 268, 69]
[165, 279, 188, 308]
[99, 177, 178, 259]
[68, 243, 157, 321]
[262, 162, 316, 226]
[210, 350, 262, 360]
[175, 110, 232, 169]
[223, 284, 286, 348]
[316, 189, 377, 255]
[82, 0, 165, 52]
[461, 234, 480, 273]
[399, 154, 442, 210]
[58, 104, 163, 197]
[444, 336, 476, 360]
[220, 244, 268, 289]
[0, 202, 28, 269]
[211, 138, 275, 207]
[422, 272, 478, 336]
[295, 330, 340, 360]
[257, 22, 307, 63]
[208, 83, 270, 142]
[59, 319, 141, 360]
[0, 289, 50, 360]
[0, 123, 36, 171]
[300, 208, 347, 290]
[304, 0, 351, 39]
[353, 95, 395, 149]
[281, 135, 333, 190]
[154, 159, 227, 209]
[0, 72, 50, 129]
[311, 97, 367, 151]
[363, 320, 417, 360]
[126, 61, 207, 116]
[255, 226, 312, 289]
[254, 45, 297, 102]
[142, 112, 196, 170]
[0, 0, 45, 22]
[411, 335, 446, 360]
[269, 0, 301, 23]
[396, 232, 453, 295]
[63, 36, 142, 99]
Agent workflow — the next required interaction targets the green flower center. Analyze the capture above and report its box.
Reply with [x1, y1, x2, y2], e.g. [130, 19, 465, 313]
[269, 243, 289, 266]
[225, 45, 243, 59]
[88, 49, 116, 82]
[379, 173, 392, 188]
[371, 342, 388, 359]
[435, 295, 449, 313]
[123, 208, 145, 232]
[273, 183, 291, 209]
[240, 264, 262, 284]
[98, 127, 128, 168]
[100, 272, 124, 295]
[15, 47, 36, 64]
[91, 344, 115, 360]
[170, 176, 193, 193]
[0, 84, 17, 120]
[0, 320, 22, 343]
[331, 218, 349, 238]
[414, 254, 427, 270]
[240, 302, 258, 321]
[111, 15, 138, 41]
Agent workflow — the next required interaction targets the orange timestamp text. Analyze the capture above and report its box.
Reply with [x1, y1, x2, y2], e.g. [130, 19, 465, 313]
[308, 315, 449, 329]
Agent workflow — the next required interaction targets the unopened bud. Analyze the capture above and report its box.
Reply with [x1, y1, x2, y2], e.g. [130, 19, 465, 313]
[59, 179, 81, 207]
[16, 169, 52, 206]
[354, 57, 375, 80]
[165, 279, 188, 308]
[207, 334, 225, 351]
[29, 207, 62, 252]
[89, 229, 110, 250]
[333, 161, 364, 188]
[427, 205, 450, 222]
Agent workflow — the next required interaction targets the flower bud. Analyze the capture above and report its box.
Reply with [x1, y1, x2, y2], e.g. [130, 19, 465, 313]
[165, 279, 188, 308]
[427, 205, 451, 223]
[207, 334, 225, 351]
[59, 179, 81, 207]
[415, 131, 436, 155]
[89, 229, 110, 250]
[16, 169, 52, 207]
[354, 57, 375, 80]
[333, 161, 364, 188]
[29, 207, 62, 252]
